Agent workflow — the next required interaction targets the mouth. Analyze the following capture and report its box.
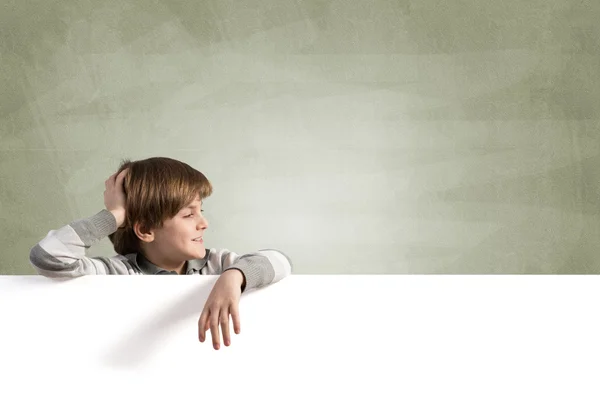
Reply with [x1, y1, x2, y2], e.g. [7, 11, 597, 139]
[192, 237, 204, 243]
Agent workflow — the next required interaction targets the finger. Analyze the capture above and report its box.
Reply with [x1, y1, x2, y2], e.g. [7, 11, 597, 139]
[106, 172, 117, 187]
[198, 311, 206, 342]
[230, 302, 241, 335]
[116, 168, 128, 184]
[220, 309, 231, 346]
[210, 311, 221, 350]
[198, 309, 209, 342]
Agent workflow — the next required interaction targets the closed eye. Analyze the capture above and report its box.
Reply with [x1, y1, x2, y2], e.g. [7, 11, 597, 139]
[184, 209, 204, 218]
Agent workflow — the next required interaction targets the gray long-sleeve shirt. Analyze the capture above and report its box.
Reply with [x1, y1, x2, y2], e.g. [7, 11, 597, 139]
[29, 209, 293, 291]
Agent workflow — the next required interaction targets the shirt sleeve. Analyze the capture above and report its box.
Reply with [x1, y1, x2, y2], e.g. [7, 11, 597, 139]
[29, 209, 134, 277]
[204, 247, 293, 291]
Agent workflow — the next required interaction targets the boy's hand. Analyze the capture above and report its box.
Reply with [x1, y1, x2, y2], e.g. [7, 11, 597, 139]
[104, 169, 128, 228]
[198, 269, 245, 350]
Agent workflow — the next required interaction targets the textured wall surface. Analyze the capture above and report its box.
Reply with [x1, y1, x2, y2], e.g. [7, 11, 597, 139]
[2, 0, 599, 274]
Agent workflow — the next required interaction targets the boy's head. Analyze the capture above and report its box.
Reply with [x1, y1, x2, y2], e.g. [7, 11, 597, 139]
[108, 157, 213, 262]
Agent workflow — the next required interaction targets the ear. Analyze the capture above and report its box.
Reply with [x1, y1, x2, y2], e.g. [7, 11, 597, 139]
[133, 222, 155, 243]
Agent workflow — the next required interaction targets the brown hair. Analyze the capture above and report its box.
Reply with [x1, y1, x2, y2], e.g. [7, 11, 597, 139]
[108, 157, 213, 255]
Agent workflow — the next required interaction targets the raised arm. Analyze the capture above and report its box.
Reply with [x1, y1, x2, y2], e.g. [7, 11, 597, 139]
[29, 169, 132, 277]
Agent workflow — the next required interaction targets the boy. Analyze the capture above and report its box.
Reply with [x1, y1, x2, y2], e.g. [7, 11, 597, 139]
[29, 157, 293, 350]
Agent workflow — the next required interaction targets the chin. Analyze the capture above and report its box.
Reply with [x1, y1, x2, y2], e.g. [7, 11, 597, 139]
[188, 248, 206, 259]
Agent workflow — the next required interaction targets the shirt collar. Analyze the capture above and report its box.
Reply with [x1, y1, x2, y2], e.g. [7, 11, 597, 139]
[133, 253, 209, 275]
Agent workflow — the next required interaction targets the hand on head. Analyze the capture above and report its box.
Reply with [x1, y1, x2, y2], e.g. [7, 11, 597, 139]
[104, 169, 128, 228]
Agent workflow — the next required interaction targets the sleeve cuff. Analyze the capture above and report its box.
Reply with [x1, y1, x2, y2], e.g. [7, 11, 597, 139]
[225, 254, 275, 291]
[70, 209, 118, 246]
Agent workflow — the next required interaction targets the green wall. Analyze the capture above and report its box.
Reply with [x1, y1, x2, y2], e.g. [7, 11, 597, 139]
[2, 0, 599, 274]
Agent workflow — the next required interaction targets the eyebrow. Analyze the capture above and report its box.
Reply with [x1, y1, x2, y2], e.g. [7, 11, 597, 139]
[185, 202, 203, 209]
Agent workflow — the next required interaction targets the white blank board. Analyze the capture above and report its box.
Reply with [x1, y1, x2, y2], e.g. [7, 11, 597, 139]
[0, 275, 599, 400]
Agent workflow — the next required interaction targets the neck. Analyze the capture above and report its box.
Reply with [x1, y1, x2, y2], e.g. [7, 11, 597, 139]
[140, 248, 186, 275]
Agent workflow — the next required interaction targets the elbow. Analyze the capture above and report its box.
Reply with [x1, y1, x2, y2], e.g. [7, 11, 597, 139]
[278, 250, 293, 277]
[259, 248, 293, 281]
[29, 244, 79, 278]
[29, 245, 44, 275]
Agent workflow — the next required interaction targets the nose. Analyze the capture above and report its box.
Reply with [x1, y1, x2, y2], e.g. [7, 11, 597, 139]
[196, 214, 208, 230]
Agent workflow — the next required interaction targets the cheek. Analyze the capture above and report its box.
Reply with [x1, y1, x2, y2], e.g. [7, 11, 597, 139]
[179, 222, 196, 240]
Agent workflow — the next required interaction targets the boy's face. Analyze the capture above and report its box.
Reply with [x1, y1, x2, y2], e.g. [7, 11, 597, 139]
[148, 197, 208, 262]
